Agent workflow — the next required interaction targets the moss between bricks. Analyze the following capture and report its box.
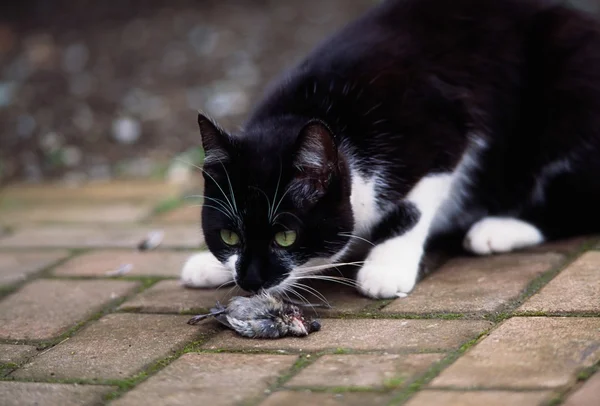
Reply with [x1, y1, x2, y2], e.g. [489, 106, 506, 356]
[102, 333, 216, 403]
[0, 278, 161, 349]
[283, 386, 386, 394]
[0, 249, 81, 300]
[544, 361, 600, 406]
[387, 332, 491, 405]
[0, 363, 18, 377]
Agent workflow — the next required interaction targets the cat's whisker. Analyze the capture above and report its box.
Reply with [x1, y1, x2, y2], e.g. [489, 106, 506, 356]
[285, 287, 322, 316]
[287, 273, 358, 287]
[272, 211, 303, 226]
[217, 158, 240, 216]
[294, 275, 359, 289]
[185, 195, 235, 218]
[294, 261, 365, 273]
[338, 233, 375, 247]
[214, 279, 235, 291]
[271, 183, 294, 223]
[219, 284, 239, 303]
[292, 282, 331, 308]
[269, 162, 283, 222]
[249, 186, 273, 221]
[285, 287, 311, 307]
[200, 204, 235, 220]
[176, 158, 239, 220]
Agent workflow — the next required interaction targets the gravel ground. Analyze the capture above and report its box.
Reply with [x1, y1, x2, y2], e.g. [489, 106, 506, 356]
[0, 0, 597, 185]
[0, 0, 375, 185]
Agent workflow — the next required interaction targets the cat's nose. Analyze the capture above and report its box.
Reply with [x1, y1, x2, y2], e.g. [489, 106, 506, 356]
[237, 258, 267, 292]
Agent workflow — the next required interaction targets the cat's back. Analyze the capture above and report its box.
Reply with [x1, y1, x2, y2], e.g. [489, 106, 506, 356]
[251, 0, 599, 112]
[302, 0, 541, 68]
[308, 0, 600, 70]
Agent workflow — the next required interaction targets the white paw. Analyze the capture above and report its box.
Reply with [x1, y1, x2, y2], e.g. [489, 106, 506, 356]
[464, 217, 544, 255]
[356, 241, 422, 299]
[180, 252, 234, 288]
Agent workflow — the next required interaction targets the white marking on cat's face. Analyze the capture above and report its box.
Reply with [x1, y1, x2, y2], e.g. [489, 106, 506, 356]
[463, 217, 544, 255]
[357, 174, 454, 298]
[180, 252, 235, 288]
[225, 254, 239, 273]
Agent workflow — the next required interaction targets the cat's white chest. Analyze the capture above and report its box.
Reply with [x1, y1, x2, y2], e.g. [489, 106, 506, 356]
[350, 170, 382, 235]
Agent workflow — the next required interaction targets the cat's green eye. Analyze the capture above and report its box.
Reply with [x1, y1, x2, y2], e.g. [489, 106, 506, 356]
[220, 229, 240, 246]
[274, 230, 297, 248]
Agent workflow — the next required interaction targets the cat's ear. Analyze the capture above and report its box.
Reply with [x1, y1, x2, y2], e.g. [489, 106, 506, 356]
[290, 120, 338, 207]
[198, 112, 230, 165]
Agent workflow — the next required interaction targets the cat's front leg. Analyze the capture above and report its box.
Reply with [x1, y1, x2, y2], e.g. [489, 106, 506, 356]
[357, 174, 453, 299]
[180, 252, 236, 288]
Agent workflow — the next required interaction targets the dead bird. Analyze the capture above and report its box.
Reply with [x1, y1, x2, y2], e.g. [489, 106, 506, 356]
[187, 293, 322, 339]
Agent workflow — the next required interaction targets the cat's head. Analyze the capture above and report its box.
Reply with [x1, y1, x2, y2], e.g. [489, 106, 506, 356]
[197, 113, 353, 293]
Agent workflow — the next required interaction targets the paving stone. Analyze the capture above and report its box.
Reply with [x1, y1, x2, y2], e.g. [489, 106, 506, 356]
[13, 314, 205, 380]
[430, 317, 600, 388]
[0, 279, 138, 340]
[383, 253, 564, 314]
[0, 226, 203, 249]
[205, 319, 492, 352]
[563, 372, 600, 406]
[154, 204, 200, 223]
[119, 280, 243, 313]
[403, 390, 553, 406]
[0, 251, 69, 286]
[52, 250, 194, 278]
[112, 353, 297, 406]
[0, 344, 37, 364]
[519, 251, 600, 313]
[286, 353, 444, 389]
[1, 181, 181, 203]
[260, 392, 391, 406]
[525, 236, 591, 254]
[0, 381, 114, 406]
[0, 203, 153, 225]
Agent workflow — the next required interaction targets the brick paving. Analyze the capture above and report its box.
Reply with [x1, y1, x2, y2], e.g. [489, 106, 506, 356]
[0, 382, 115, 406]
[0, 251, 69, 286]
[519, 251, 600, 314]
[112, 353, 298, 406]
[0, 181, 598, 406]
[562, 372, 600, 406]
[403, 390, 554, 406]
[52, 250, 193, 278]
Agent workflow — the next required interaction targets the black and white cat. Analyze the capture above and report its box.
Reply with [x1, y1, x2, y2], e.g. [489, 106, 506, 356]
[181, 0, 600, 299]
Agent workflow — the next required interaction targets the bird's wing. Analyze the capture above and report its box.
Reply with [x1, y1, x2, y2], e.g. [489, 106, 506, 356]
[214, 313, 235, 330]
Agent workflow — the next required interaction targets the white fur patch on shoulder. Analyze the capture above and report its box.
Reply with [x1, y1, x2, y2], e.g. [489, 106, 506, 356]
[357, 174, 454, 299]
[430, 135, 488, 236]
[349, 170, 382, 235]
[464, 217, 544, 255]
[180, 252, 236, 288]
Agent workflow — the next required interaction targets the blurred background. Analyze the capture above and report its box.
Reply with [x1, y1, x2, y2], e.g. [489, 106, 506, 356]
[0, 0, 598, 186]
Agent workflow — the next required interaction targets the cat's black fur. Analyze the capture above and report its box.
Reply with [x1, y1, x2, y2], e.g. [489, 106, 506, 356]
[198, 0, 600, 294]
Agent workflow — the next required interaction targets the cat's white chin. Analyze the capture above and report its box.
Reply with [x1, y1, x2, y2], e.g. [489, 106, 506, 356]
[180, 252, 235, 288]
